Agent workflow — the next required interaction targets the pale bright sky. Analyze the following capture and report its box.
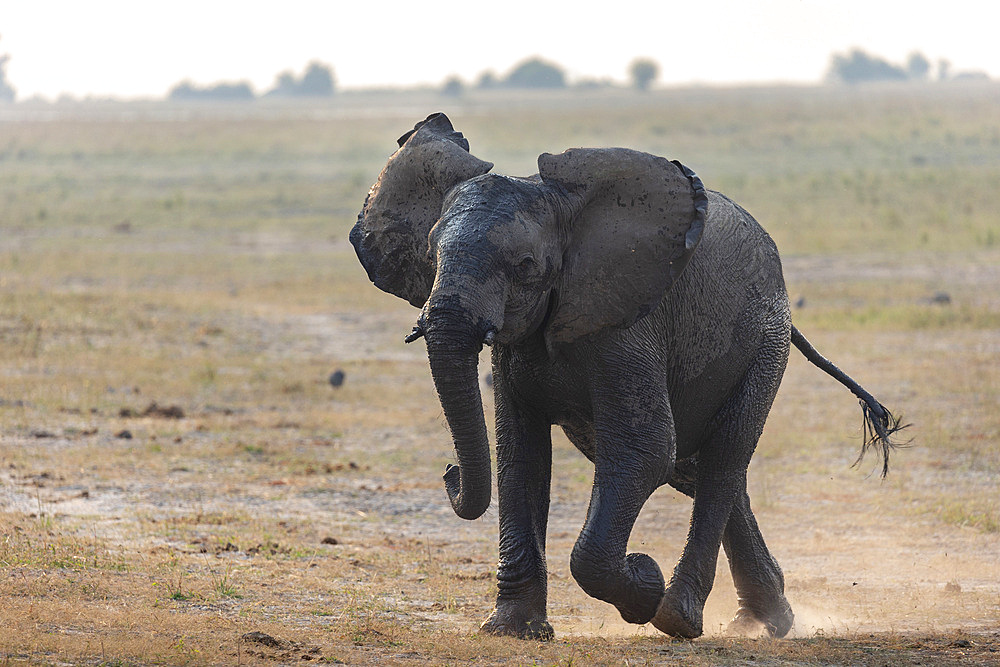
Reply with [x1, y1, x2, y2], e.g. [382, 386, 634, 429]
[2, 0, 998, 99]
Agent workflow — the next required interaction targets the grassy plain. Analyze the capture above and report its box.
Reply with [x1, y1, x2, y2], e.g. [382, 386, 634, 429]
[1, 83, 999, 664]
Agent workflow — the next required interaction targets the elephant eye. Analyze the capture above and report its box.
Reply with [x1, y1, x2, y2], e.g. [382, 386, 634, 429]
[513, 254, 537, 279]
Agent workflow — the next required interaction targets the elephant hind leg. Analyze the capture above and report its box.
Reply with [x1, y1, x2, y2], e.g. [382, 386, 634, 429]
[664, 461, 792, 638]
[653, 332, 790, 638]
[723, 491, 793, 638]
[651, 463, 739, 638]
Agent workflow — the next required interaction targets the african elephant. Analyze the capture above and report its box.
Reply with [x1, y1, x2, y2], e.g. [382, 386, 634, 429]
[349, 113, 905, 640]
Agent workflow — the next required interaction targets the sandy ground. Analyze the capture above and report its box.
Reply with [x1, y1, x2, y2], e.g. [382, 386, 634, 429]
[3, 251, 997, 645]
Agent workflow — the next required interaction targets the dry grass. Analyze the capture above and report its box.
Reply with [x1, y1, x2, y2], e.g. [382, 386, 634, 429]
[1, 84, 999, 664]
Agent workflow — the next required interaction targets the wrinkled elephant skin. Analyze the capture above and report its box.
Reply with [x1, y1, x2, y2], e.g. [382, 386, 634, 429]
[350, 113, 906, 640]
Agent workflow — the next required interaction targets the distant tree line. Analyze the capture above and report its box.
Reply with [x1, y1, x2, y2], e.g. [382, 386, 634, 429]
[826, 49, 990, 84]
[4, 43, 993, 105]
[442, 56, 660, 96]
[168, 81, 255, 101]
[167, 61, 336, 101]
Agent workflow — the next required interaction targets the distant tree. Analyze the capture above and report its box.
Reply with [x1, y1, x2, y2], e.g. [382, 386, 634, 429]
[299, 62, 335, 96]
[269, 71, 298, 96]
[503, 57, 566, 89]
[826, 49, 908, 84]
[629, 58, 659, 92]
[266, 62, 336, 97]
[0, 36, 14, 103]
[441, 76, 464, 97]
[476, 71, 498, 89]
[168, 80, 255, 101]
[937, 58, 952, 81]
[906, 52, 931, 81]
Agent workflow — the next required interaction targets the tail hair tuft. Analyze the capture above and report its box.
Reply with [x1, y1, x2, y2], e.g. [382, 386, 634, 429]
[854, 400, 911, 478]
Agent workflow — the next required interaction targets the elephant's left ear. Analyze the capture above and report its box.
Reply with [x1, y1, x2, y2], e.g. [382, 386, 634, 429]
[538, 147, 707, 346]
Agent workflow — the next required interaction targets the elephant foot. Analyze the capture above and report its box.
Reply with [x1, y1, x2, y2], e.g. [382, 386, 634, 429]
[727, 598, 794, 638]
[650, 586, 703, 639]
[480, 608, 554, 641]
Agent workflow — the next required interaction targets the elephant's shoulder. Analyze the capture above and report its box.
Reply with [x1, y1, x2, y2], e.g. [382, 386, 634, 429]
[705, 191, 762, 229]
[680, 190, 785, 300]
[701, 190, 778, 254]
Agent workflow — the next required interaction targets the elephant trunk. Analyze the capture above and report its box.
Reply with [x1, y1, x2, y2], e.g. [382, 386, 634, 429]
[425, 316, 492, 520]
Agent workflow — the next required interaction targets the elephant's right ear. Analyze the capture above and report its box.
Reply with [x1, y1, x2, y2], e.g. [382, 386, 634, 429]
[350, 113, 493, 308]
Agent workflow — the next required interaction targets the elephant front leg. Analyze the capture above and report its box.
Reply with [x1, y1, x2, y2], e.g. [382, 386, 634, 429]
[570, 468, 669, 625]
[568, 352, 676, 625]
[480, 393, 553, 640]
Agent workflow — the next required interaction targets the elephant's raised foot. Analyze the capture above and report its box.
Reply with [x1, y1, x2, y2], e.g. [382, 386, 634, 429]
[727, 600, 794, 638]
[480, 610, 554, 641]
[650, 588, 703, 638]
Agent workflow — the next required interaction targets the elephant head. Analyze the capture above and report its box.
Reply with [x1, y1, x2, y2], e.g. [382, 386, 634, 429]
[351, 115, 707, 520]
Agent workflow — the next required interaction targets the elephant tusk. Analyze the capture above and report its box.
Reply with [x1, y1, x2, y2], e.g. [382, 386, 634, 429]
[404, 325, 425, 344]
[483, 329, 497, 347]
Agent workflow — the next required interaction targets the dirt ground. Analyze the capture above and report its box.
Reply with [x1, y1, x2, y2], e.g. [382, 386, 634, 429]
[2, 89, 999, 664]
[2, 250, 998, 664]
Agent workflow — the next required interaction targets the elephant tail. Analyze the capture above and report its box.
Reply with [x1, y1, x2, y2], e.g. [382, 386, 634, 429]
[791, 325, 910, 477]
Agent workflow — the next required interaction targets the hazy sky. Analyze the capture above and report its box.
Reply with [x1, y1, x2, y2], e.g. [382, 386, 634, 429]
[2, 0, 998, 99]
